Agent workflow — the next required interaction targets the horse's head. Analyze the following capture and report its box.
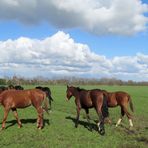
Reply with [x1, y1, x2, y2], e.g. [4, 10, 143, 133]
[14, 85, 24, 90]
[8, 84, 14, 90]
[66, 85, 74, 101]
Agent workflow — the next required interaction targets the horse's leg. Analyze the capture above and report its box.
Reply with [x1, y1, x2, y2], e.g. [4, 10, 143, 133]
[85, 109, 92, 131]
[12, 108, 22, 128]
[129, 118, 133, 128]
[36, 107, 44, 129]
[75, 107, 80, 128]
[32, 100, 44, 129]
[122, 105, 133, 127]
[1, 108, 10, 130]
[116, 106, 125, 127]
[95, 106, 105, 135]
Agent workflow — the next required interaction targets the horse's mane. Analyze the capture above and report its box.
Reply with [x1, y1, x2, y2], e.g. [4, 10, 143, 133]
[76, 87, 86, 92]
[76, 87, 102, 92]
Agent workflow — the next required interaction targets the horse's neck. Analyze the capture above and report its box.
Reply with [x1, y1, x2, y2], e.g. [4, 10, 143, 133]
[72, 89, 81, 100]
[73, 90, 89, 100]
[73, 91, 79, 98]
[73, 92, 81, 108]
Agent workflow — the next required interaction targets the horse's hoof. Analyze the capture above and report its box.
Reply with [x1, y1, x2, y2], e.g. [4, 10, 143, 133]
[108, 120, 112, 124]
[18, 125, 22, 128]
[98, 126, 105, 135]
[99, 129, 105, 135]
[104, 118, 112, 124]
[38, 127, 42, 130]
[129, 126, 133, 131]
[89, 128, 93, 132]
[0, 127, 5, 131]
[115, 124, 118, 127]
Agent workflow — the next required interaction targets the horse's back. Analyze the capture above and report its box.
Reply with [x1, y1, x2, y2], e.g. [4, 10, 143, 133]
[115, 91, 130, 104]
[115, 91, 129, 96]
[80, 89, 103, 108]
[90, 89, 104, 106]
[29, 89, 46, 104]
[90, 89, 103, 98]
[107, 91, 129, 106]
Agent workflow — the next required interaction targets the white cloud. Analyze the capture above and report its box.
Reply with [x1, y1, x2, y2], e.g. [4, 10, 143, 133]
[0, 31, 148, 81]
[0, 0, 147, 35]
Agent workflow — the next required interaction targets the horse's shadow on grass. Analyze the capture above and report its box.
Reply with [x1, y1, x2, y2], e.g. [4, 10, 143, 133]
[1, 118, 50, 129]
[65, 116, 98, 132]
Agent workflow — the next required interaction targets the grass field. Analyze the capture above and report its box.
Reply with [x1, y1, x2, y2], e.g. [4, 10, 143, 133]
[0, 85, 148, 148]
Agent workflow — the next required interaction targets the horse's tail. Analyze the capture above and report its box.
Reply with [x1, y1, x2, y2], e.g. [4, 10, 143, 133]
[48, 95, 53, 102]
[128, 95, 134, 112]
[43, 93, 49, 115]
[102, 93, 109, 118]
[48, 95, 53, 110]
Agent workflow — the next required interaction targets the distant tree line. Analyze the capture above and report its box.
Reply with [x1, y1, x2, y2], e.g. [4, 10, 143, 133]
[0, 76, 148, 86]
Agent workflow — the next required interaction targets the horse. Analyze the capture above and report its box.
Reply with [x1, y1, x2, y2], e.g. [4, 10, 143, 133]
[66, 85, 109, 135]
[0, 86, 8, 94]
[35, 86, 53, 110]
[7, 85, 24, 90]
[8, 84, 15, 89]
[102, 90, 134, 128]
[0, 85, 24, 94]
[0, 89, 49, 130]
[14, 85, 24, 90]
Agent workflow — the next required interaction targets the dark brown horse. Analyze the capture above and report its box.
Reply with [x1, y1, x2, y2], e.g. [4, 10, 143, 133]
[0, 89, 49, 130]
[7, 85, 24, 90]
[0, 86, 8, 94]
[14, 85, 24, 90]
[66, 85, 109, 135]
[102, 90, 134, 127]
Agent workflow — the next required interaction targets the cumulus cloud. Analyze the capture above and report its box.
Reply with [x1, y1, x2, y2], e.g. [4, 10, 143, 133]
[0, 31, 148, 81]
[0, 0, 148, 35]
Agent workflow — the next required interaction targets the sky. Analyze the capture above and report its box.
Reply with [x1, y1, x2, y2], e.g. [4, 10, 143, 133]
[0, 0, 148, 81]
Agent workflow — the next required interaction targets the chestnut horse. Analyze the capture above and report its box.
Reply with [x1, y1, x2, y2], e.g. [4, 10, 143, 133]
[0, 89, 49, 130]
[66, 86, 109, 135]
[102, 90, 134, 128]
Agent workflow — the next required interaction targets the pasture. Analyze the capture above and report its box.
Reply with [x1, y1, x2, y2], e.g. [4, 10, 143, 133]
[0, 85, 148, 148]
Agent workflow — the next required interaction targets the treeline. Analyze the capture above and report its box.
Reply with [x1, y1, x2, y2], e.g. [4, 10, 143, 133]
[0, 76, 148, 86]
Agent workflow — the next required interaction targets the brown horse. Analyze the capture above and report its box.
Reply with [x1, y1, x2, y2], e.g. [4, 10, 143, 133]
[102, 90, 134, 127]
[0, 89, 49, 130]
[66, 85, 109, 135]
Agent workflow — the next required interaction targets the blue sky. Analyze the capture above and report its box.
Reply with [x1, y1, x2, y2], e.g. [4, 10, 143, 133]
[0, 20, 148, 58]
[0, 0, 148, 81]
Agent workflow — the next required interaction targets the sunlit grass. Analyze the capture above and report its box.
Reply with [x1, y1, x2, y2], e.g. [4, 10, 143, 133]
[0, 85, 147, 148]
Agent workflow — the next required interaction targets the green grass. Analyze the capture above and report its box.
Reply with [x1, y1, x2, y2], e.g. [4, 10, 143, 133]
[0, 85, 148, 148]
